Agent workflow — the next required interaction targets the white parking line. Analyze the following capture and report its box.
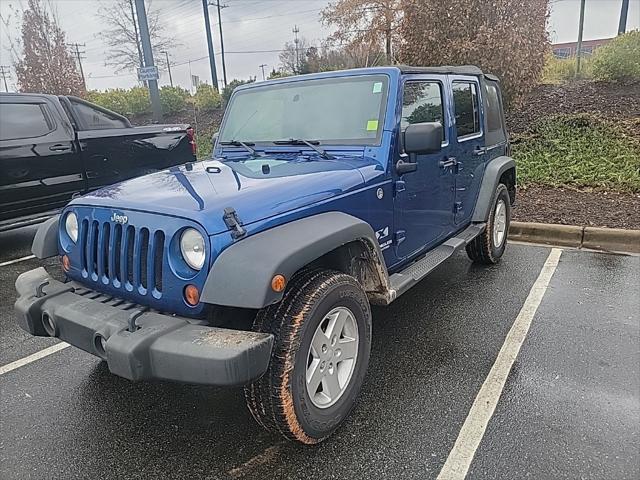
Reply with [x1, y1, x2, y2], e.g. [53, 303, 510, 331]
[0, 342, 70, 376]
[0, 255, 36, 267]
[437, 248, 562, 480]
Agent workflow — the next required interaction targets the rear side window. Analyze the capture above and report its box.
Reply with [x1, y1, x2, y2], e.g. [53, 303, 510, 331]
[0, 103, 54, 141]
[70, 101, 128, 130]
[401, 81, 444, 139]
[452, 81, 480, 138]
[485, 83, 503, 134]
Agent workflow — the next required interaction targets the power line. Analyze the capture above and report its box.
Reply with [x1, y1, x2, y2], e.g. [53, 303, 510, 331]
[67, 43, 87, 90]
[259, 63, 267, 80]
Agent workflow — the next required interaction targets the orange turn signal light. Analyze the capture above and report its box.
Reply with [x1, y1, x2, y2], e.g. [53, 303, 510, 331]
[61, 255, 70, 272]
[271, 274, 286, 293]
[184, 284, 200, 306]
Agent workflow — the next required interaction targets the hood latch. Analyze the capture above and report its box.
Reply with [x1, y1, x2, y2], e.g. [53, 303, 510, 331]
[223, 207, 246, 240]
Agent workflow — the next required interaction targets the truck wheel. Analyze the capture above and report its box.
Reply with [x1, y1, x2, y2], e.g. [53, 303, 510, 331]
[244, 269, 372, 444]
[466, 183, 511, 264]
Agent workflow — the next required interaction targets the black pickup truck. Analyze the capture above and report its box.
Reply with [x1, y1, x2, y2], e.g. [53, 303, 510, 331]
[0, 93, 196, 232]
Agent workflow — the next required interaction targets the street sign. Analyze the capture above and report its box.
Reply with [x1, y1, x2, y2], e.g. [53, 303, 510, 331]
[137, 66, 159, 81]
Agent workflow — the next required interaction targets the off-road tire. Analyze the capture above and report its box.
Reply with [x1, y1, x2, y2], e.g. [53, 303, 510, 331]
[466, 183, 511, 264]
[244, 269, 372, 444]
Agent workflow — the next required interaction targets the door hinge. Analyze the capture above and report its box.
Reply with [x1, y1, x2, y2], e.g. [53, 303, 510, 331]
[223, 207, 246, 239]
[454, 202, 463, 213]
[395, 230, 406, 245]
[394, 180, 406, 195]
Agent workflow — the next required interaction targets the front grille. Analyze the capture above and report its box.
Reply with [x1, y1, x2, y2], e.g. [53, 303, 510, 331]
[80, 219, 165, 295]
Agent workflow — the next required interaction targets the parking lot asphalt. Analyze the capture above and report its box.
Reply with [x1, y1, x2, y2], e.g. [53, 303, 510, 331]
[0, 226, 638, 480]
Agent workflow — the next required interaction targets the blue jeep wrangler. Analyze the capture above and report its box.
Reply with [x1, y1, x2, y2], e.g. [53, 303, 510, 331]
[15, 66, 515, 444]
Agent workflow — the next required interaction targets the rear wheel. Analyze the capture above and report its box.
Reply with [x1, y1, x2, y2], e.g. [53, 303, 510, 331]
[466, 183, 511, 264]
[244, 269, 372, 444]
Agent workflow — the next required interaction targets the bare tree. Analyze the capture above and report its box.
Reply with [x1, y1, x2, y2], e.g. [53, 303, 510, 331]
[97, 0, 175, 74]
[13, 0, 84, 95]
[321, 0, 402, 64]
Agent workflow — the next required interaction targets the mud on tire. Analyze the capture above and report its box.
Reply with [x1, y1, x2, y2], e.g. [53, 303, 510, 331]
[244, 269, 372, 444]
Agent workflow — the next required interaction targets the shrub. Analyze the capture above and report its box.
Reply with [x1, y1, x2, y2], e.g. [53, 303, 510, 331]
[512, 114, 640, 192]
[86, 87, 151, 116]
[541, 54, 593, 83]
[591, 30, 640, 82]
[193, 83, 221, 111]
[159, 86, 190, 114]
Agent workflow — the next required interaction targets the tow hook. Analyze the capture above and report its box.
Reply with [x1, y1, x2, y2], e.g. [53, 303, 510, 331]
[128, 306, 149, 332]
[36, 281, 50, 298]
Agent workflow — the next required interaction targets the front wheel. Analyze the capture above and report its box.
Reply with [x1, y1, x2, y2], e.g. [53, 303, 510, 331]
[466, 183, 511, 264]
[244, 269, 372, 444]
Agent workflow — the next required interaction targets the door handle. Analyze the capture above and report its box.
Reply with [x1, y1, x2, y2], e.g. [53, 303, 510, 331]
[439, 157, 457, 169]
[49, 144, 72, 152]
[473, 146, 487, 156]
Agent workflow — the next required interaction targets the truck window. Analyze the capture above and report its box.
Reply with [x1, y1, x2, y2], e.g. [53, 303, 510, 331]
[401, 81, 444, 139]
[0, 103, 54, 141]
[70, 100, 128, 130]
[452, 81, 480, 138]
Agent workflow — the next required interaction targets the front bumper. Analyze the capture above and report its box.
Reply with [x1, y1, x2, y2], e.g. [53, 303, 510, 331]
[15, 267, 273, 386]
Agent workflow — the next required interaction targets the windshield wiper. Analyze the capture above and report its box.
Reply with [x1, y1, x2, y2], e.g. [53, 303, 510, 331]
[220, 140, 265, 157]
[273, 139, 334, 160]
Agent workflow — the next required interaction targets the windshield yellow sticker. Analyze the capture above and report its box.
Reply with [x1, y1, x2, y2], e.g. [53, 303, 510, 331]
[366, 120, 379, 131]
[372, 82, 383, 93]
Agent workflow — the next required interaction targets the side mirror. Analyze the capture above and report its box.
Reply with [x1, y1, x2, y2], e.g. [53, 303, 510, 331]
[212, 131, 219, 148]
[403, 122, 442, 154]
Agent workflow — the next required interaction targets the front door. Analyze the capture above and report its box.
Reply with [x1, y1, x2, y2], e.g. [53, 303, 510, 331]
[394, 76, 455, 260]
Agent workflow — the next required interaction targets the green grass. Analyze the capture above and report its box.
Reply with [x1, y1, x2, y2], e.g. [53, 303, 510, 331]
[512, 114, 640, 192]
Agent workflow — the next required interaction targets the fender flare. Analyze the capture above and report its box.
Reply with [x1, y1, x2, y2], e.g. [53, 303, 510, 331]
[31, 215, 60, 259]
[472, 156, 516, 222]
[200, 212, 389, 309]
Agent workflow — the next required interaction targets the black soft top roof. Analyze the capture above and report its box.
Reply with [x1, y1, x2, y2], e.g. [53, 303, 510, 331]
[396, 64, 499, 81]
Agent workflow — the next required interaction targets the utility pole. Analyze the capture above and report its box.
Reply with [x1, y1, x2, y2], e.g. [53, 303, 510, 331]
[618, 0, 629, 35]
[576, 0, 586, 76]
[259, 63, 267, 81]
[135, 0, 162, 122]
[68, 43, 87, 90]
[0, 65, 10, 92]
[292, 25, 300, 74]
[209, 1, 228, 87]
[162, 51, 173, 87]
[202, 0, 219, 90]
[128, 0, 145, 79]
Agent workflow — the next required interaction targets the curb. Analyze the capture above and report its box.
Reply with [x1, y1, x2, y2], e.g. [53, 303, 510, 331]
[508, 222, 640, 254]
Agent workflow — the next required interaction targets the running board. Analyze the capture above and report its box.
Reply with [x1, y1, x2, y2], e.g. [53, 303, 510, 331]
[389, 223, 486, 299]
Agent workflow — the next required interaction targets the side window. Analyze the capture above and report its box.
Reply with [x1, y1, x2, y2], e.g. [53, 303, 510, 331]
[70, 101, 128, 130]
[484, 82, 505, 140]
[452, 81, 480, 138]
[401, 81, 444, 139]
[0, 103, 54, 141]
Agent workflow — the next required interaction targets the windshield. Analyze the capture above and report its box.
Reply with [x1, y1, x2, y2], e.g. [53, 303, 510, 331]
[219, 75, 389, 146]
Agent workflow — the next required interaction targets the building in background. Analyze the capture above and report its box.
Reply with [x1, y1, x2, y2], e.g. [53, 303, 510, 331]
[552, 37, 612, 58]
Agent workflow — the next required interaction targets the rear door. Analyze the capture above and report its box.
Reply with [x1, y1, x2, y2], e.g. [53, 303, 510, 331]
[0, 96, 84, 221]
[449, 77, 486, 225]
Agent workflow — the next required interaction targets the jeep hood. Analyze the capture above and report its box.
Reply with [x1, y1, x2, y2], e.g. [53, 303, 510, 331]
[72, 155, 370, 235]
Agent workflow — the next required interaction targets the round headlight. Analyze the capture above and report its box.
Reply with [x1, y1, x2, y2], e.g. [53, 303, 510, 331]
[180, 228, 205, 270]
[65, 212, 78, 243]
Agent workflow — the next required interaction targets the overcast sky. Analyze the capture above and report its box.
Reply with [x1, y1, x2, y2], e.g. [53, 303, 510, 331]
[0, 0, 638, 92]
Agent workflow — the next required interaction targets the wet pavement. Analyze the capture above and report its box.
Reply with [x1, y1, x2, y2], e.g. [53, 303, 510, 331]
[0, 226, 638, 479]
